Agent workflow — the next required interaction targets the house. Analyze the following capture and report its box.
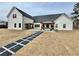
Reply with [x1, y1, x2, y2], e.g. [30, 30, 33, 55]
[7, 7, 73, 30]
[33, 13, 73, 30]
[0, 20, 7, 28]
[73, 19, 79, 29]
[7, 7, 34, 30]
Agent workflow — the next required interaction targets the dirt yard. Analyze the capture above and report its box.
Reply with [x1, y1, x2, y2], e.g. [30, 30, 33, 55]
[0, 29, 33, 47]
[15, 30, 79, 56]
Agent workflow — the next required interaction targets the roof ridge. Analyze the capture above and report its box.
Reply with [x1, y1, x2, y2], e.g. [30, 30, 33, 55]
[33, 13, 65, 17]
[33, 13, 67, 23]
[15, 7, 33, 19]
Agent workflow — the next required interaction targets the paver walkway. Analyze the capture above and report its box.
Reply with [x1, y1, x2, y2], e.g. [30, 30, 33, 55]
[0, 31, 43, 56]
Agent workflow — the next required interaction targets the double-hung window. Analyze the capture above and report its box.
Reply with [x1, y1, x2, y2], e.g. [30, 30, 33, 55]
[13, 14, 17, 18]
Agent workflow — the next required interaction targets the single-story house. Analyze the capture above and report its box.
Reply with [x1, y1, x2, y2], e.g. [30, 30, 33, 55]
[7, 7, 73, 30]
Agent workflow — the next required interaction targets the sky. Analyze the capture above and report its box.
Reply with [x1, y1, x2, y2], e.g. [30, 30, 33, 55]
[0, 2, 76, 21]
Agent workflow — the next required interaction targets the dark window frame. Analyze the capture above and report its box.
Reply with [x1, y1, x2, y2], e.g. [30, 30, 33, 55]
[14, 23, 16, 28]
[63, 24, 66, 28]
[19, 23, 21, 28]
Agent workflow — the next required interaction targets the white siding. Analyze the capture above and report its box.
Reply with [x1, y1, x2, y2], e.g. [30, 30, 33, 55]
[23, 16, 33, 23]
[34, 23, 41, 29]
[8, 8, 23, 30]
[54, 15, 73, 30]
[22, 16, 34, 29]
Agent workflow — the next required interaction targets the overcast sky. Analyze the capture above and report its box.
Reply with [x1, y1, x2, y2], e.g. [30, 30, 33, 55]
[0, 2, 76, 21]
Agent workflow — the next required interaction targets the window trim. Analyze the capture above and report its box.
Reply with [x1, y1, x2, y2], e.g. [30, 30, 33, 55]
[35, 24, 40, 27]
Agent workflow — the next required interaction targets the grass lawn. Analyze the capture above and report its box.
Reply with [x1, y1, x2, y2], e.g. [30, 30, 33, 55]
[15, 30, 79, 56]
[0, 29, 33, 47]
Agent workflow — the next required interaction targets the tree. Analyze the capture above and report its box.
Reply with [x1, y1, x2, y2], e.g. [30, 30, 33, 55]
[72, 2, 79, 20]
[72, 2, 79, 29]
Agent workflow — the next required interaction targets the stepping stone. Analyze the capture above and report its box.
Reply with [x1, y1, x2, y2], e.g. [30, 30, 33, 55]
[0, 48, 5, 53]
[21, 41, 29, 45]
[22, 35, 32, 39]
[0, 51, 12, 56]
[0, 31, 43, 56]
[10, 44, 23, 52]
[22, 37, 28, 39]
[5, 43, 16, 48]
[16, 40, 23, 43]
[27, 37, 33, 40]
[31, 35, 36, 38]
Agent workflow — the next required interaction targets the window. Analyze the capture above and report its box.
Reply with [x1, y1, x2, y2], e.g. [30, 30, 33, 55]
[13, 14, 17, 18]
[19, 23, 21, 28]
[35, 24, 40, 27]
[14, 23, 16, 28]
[56, 24, 58, 28]
[63, 24, 66, 28]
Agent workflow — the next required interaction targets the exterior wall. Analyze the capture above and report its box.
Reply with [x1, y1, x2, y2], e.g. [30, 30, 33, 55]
[34, 23, 41, 29]
[54, 15, 73, 30]
[8, 8, 23, 30]
[22, 16, 34, 29]
[23, 16, 33, 23]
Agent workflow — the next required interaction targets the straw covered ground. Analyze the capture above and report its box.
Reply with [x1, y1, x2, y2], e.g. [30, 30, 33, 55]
[0, 29, 33, 47]
[15, 30, 79, 56]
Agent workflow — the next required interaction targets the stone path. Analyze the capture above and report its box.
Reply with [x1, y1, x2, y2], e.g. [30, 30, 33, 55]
[0, 31, 43, 56]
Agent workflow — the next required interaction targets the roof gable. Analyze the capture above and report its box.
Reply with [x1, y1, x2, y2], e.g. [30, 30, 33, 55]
[7, 7, 15, 17]
[54, 14, 73, 22]
[7, 7, 33, 19]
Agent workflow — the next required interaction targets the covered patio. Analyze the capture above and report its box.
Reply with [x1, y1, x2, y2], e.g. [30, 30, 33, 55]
[25, 23, 34, 29]
[41, 21, 54, 30]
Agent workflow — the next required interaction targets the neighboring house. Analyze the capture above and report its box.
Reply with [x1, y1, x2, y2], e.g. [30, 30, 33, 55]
[7, 7, 73, 30]
[33, 13, 73, 30]
[0, 21, 7, 28]
[7, 7, 34, 30]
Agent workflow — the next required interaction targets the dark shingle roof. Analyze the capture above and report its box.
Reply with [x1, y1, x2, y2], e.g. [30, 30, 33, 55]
[33, 13, 65, 23]
[7, 7, 33, 19]
[15, 7, 33, 19]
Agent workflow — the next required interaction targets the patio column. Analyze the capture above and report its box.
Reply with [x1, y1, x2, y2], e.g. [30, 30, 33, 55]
[49, 24, 51, 28]
[44, 24, 46, 28]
